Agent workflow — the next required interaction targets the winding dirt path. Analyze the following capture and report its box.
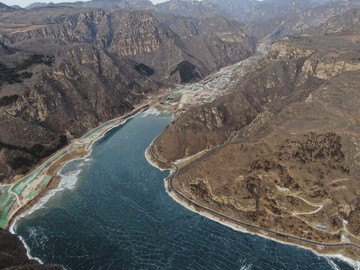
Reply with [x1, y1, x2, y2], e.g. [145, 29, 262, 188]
[149, 144, 360, 252]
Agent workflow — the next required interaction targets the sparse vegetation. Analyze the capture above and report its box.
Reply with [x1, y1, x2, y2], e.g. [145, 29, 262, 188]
[0, 95, 18, 107]
[15, 54, 55, 71]
[134, 63, 154, 76]
[0, 54, 55, 86]
[278, 132, 349, 173]
[170, 61, 200, 83]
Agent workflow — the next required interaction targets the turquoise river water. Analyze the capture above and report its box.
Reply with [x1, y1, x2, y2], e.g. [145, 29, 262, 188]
[14, 111, 355, 269]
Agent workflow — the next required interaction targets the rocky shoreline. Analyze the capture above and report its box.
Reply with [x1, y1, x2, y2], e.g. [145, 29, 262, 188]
[0, 228, 63, 269]
[0, 102, 156, 269]
[145, 141, 360, 268]
[2, 102, 153, 230]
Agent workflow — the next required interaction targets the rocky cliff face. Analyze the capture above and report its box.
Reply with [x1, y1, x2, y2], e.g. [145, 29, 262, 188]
[0, 44, 158, 181]
[0, 8, 253, 79]
[26, 0, 153, 10]
[85, 0, 153, 10]
[155, 0, 360, 40]
[6, 0, 357, 47]
[156, 0, 222, 18]
[317, 9, 360, 34]
[0, 10, 174, 51]
[157, 14, 253, 78]
[221, 0, 360, 39]
[0, 6, 253, 182]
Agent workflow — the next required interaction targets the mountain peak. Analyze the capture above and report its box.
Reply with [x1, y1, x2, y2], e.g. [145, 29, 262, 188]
[0, 2, 16, 12]
[26, 0, 154, 10]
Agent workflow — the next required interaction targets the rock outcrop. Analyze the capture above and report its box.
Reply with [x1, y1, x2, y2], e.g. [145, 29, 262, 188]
[155, 0, 360, 40]
[0, 8, 253, 79]
[154, 29, 360, 160]
[156, 0, 222, 19]
[26, 0, 153, 10]
[0, 7, 253, 182]
[152, 16, 360, 260]
[317, 8, 360, 34]
[0, 229, 62, 269]
[0, 44, 159, 182]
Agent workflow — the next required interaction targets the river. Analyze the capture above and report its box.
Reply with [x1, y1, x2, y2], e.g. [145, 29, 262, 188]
[12, 111, 354, 269]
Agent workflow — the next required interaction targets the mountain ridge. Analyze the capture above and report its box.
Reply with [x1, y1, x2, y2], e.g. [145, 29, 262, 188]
[0, 7, 253, 182]
[1, 0, 360, 267]
[151, 13, 360, 260]
[0, 2, 16, 12]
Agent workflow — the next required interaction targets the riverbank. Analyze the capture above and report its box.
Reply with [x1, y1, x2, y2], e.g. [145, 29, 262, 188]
[0, 101, 153, 230]
[145, 142, 360, 269]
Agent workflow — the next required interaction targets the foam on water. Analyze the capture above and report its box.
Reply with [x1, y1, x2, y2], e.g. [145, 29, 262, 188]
[238, 259, 253, 270]
[10, 219, 44, 265]
[57, 170, 82, 190]
[10, 109, 143, 226]
[329, 255, 360, 270]
[10, 169, 82, 225]
[327, 258, 342, 270]
[18, 233, 44, 264]
[240, 264, 253, 270]
[141, 107, 161, 117]
[9, 168, 83, 265]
